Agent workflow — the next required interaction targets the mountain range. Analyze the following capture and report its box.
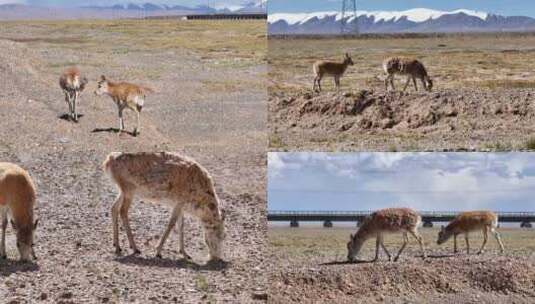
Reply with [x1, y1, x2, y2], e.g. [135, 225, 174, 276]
[268, 8, 535, 35]
[0, 1, 266, 20]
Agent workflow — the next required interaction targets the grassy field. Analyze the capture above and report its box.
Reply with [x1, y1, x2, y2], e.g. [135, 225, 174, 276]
[269, 226, 535, 261]
[268, 34, 535, 94]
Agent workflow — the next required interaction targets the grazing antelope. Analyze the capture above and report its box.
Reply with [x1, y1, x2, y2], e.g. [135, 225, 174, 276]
[59, 67, 88, 122]
[0, 162, 38, 262]
[347, 208, 426, 262]
[94, 75, 154, 136]
[103, 152, 225, 262]
[437, 211, 504, 254]
[312, 53, 354, 92]
[383, 57, 433, 92]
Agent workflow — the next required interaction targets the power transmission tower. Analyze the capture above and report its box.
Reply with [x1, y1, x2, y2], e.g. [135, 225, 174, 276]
[341, 0, 359, 35]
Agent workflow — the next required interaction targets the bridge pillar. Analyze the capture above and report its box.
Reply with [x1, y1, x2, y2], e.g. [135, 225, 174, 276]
[290, 220, 299, 228]
[323, 220, 333, 228]
[521, 221, 532, 228]
[423, 221, 433, 228]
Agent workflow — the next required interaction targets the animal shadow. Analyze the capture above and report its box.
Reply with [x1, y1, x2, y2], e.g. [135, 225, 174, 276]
[91, 128, 137, 137]
[320, 259, 372, 266]
[114, 254, 229, 271]
[0, 259, 39, 276]
[58, 113, 84, 122]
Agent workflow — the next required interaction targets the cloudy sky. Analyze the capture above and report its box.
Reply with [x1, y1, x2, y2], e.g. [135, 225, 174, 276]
[0, 0, 249, 8]
[268, 153, 535, 212]
[269, 0, 535, 17]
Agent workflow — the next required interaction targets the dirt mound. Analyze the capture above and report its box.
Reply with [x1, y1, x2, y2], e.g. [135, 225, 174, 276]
[270, 89, 535, 150]
[270, 255, 535, 303]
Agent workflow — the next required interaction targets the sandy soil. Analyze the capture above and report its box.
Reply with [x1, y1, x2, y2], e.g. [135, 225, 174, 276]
[0, 20, 267, 303]
[270, 88, 535, 151]
[269, 227, 535, 303]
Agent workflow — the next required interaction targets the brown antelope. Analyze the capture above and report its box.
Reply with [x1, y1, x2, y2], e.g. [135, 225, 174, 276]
[103, 152, 225, 262]
[94, 75, 154, 136]
[312, 53, 354, 92]
[59, 67, 88, 122]
[437, 211, 504, 254]
[383, 57, 433, 92]
[347, 208, 426, 262]
[0, 162, 38, 262]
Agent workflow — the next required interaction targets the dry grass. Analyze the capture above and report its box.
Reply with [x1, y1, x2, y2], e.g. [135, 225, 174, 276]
[269, 34, 535, 94]
[269, 226, 535, 259]
[0, 19, 266, 65]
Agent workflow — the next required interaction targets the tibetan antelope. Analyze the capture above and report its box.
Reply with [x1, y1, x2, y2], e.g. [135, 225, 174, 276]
[103, 152, 225, 262]
[312, 53, 354, 92]
[437, 211, 505, 254]
[94, 75, 154, 136]
[383, 57, 433, 92]
[0, 162, 38, 262]
[347, 208, 426, 262]
[59, 67, 88, 122]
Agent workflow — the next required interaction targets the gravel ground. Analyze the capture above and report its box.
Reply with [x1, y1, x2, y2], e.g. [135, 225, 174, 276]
[269, 88, 535, 151]
[0, 20, 267, 304]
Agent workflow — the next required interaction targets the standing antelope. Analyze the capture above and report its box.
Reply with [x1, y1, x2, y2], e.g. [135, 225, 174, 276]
[347, 208, 426, 262]
[312, 53, 354, 92]
[59, 67, 88, 122]
[94, 75, 154, 136]
[103, 152, 225, 262]
[0, 162, 38, 262]
[383, 57, 433, 92]
[437, 211, 505, 254]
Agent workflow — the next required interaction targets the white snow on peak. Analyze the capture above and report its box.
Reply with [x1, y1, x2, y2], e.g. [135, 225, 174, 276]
[268, 8, 489, 25]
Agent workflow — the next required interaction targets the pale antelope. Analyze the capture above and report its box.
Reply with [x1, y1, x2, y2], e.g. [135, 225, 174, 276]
[0, 162, 38, 262]
[437, 211, 504, 254]
[94, 75, 154, 136]
[103, 152, 225, 262]
[313, 53, 354, 92]
[347, 208, 426, 262]
[383, 57, 433, 92]
[59, 67, 88, 122]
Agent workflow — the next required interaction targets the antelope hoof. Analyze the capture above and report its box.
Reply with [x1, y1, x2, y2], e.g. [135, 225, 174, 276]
[133, 129, 139, 137]
[393, 256, 399, 262]
[156, 253, 162, 259]
[477, 251, 483, 255]
[0, 253, 6, 259]
[115, 247, 122, 255]
[133, 249, 141, 255]
[181, 252, 192, 260]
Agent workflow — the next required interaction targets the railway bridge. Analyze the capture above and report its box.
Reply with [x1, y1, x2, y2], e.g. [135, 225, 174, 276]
[268, 211, 535, 228]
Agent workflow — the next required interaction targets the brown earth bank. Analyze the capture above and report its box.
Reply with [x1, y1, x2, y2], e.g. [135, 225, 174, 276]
[270, 253, 535, 304]
[0, 20, 267, 303]
[269, 88, 535, 151]
[268, 227, 535, 303]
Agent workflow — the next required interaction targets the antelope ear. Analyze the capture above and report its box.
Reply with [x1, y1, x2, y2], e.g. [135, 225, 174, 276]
[100, 75, 106, 81]
[10, 219, 16, 230]
[33, 219, 39, 230]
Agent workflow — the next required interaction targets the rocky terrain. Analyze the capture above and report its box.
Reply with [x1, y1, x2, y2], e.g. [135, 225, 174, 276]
[270, 89, 535, 151]
[0, 20, 267, 303]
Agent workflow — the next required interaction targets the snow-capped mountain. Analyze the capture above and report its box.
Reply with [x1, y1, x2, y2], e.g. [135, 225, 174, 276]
[0, 1, 266, 20]
[268, 8, 535, 35]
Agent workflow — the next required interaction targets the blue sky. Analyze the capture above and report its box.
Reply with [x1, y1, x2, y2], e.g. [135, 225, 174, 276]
[0, 0, 249, 8]
[268, 153, 535, 212]
[268, 0, 535, 17]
